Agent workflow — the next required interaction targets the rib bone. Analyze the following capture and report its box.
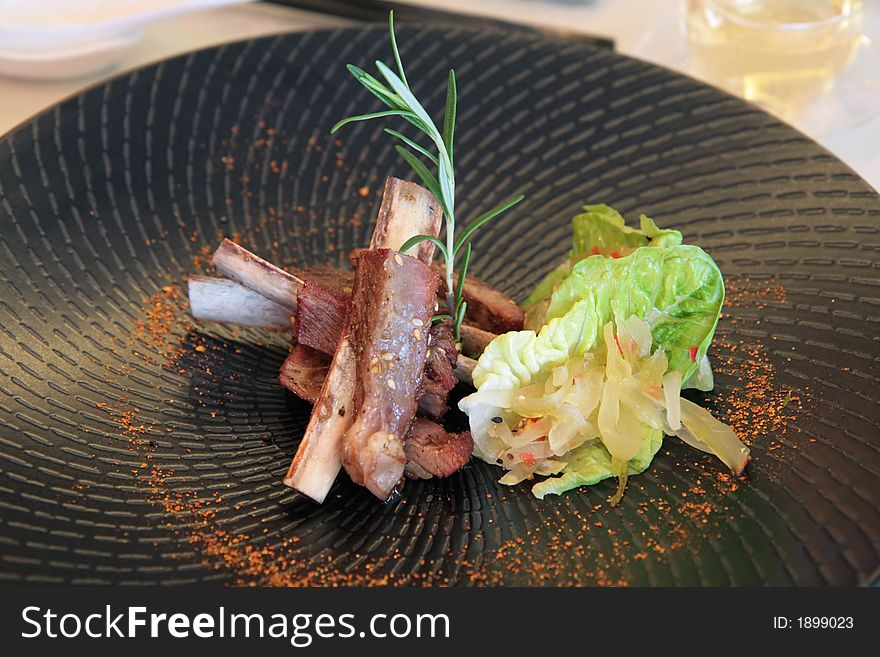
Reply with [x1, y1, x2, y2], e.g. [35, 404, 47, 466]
[187, 275, 289, 329]
[212, 239, 303, 311]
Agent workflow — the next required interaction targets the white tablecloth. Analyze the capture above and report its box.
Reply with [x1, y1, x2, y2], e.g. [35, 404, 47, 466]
[2, 0, 877, 191]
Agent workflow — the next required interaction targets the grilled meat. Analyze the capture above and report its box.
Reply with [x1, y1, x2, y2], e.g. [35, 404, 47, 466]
[404, 418, 473, 479]
[340, 249, 439, 499]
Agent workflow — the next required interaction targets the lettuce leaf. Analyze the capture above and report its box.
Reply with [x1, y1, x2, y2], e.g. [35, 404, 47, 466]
[465, 313, 668, 499]
[532, 428, 662, 499]
[473, 246, 723, 391]
[472, 301, 599, 391]
[572, 204, 682, 260]
[524, 205, 682, 329]
[545, 245, 724, 380]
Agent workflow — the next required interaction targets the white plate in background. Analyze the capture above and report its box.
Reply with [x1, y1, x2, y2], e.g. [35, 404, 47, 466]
[0, 0, 251, 79]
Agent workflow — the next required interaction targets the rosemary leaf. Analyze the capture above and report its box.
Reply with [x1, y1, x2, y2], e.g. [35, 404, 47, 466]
[384, 129, 439, 166]
[398, 234, 448, 259]
[443, 69, 457, 166]
[331, 110, 420, 134]
[453, 194, 525, 254]
[375, 61, 438, 139]
[454, 301, 468, 340]
[388, 10, 409, 89]
[359, 80, 404, 108]
[394, 145, 445, 210]
[346, 65, 411, 113]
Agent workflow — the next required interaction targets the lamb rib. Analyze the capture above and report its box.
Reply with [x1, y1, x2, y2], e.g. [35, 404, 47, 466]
[349, 246, 524, 334]
[196, 236, 498, 359]
[340, 249, 439, 499]
[212, 239, 304, 311]
[279, 345, 473, 484]
[188, 274, 490, 381]
[293, 279, 494, 359]
[283, 177, 442, 503]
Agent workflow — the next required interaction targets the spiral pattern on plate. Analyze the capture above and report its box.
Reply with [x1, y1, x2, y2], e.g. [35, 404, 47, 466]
[0, 26, 877, 586]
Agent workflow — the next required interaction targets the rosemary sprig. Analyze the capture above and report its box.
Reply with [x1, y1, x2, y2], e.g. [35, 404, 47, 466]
[330, 11, 524, 340]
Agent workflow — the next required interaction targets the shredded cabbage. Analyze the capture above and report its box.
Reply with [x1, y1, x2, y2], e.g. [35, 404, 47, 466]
[460, 315, 749, 501]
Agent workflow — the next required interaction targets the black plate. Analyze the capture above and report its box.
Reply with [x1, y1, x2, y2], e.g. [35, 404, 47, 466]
[1, 26, 878, 586]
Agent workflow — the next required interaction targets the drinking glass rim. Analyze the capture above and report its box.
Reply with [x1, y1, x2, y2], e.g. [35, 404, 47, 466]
[700, 0, 863, 32]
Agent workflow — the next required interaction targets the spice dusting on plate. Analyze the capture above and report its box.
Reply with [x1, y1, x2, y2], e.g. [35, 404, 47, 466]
[130, 284, 190, 366]
[711, 338, 801, 447]
[117, 407, 151, 442]
[712, 276, 804, 449]
[724, 276, 787, 310]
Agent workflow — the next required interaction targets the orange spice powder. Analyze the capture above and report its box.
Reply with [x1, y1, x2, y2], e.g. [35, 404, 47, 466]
[130, 284, 190, 367]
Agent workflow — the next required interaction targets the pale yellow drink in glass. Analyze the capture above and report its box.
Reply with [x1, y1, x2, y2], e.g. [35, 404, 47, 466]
[686, 0, 864, 118]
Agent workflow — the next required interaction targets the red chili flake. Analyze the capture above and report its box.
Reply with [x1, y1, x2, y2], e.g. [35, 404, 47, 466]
[520, 452, 536, 467]
[614, 334, 624, 355]
[689, 346, 698, 362]
[590, 246, 600, 255]
[610, 251, 621, 259]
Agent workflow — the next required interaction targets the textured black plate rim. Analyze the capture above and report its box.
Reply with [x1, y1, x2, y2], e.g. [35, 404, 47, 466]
[4, 24, 874, 192]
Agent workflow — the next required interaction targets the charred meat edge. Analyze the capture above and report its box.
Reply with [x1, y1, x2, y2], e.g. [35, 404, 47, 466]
[292, 282, 349, 357]
[290, 264, 354, 297]
[278, 344, 330, 403]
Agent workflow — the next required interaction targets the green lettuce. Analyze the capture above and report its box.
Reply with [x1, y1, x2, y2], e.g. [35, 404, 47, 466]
[463, 206, 728, 499]
[546, 245, 724, 380]
[572, 204, 682, 260]
[532, 428, 662, 499]
[524, 205, 682, 329]
[477, 245, 723, 389]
